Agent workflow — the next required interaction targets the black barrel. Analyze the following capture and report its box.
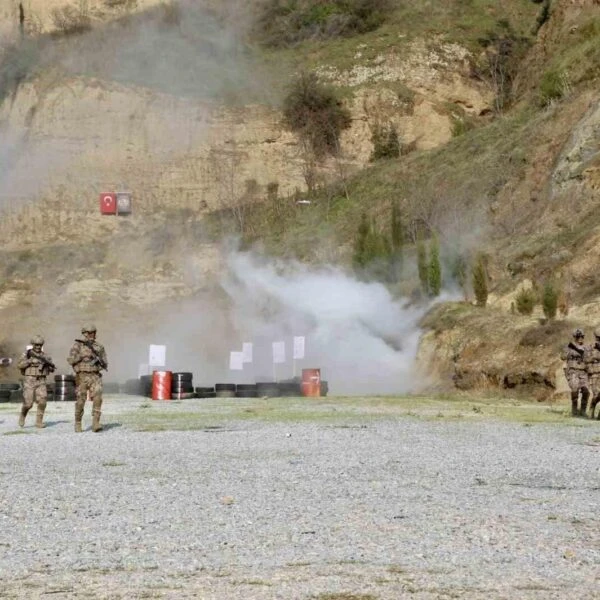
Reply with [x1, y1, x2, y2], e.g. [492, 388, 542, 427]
[171, 391, 195, 400]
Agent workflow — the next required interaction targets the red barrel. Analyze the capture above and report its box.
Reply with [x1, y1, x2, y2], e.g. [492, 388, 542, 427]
[152, 371, 172, 401]
[301, 368, 321, 397]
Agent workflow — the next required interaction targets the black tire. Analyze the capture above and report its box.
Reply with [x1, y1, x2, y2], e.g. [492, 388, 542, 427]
[0, 390, 10, 402]
[103, 382, 120, 394]
[256, 382, 280, 398]
[172, 372, 193, 380]
[171, 392, 195, 400]
[54, 385, 75, 393]
[54, 374, 75, 383]
[9, 391, 23, 403]
[320, 381, 329, 397]
[171, 383, 194, 392]
[215, 383, 236, 392]
[202, 391, 216, 399]
[55, 394, 76, 402]
[215, 390, 236, 398]
[0, 383, 21, 391]
[195, 386, 215, 394]
[235, 390, 258, 398]
[279, 382, 301, 397]
[236, 384, 257, 392]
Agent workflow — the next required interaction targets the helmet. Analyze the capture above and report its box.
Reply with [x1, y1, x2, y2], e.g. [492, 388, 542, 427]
[81, 324, 97, 334]
[573, 328, 585, 339]
[594, 328, 600, 339]
[30, 335, 44, 345]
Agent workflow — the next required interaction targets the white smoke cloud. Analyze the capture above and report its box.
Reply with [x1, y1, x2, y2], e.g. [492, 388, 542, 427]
[220, 250, 450, 395]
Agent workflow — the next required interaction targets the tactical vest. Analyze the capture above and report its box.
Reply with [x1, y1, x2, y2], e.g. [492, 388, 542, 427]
[586, 347, 600, 375]
[19, 354, 49, 377]
[73, 342, 103, 374]
[562, 344, 587, 370]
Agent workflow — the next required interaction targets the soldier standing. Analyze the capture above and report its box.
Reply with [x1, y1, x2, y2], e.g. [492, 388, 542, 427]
[585, 327, 600, 419]
[17, 335, 55, 428]
[67, 324, 108, 433]
[560, 328, 590, 417]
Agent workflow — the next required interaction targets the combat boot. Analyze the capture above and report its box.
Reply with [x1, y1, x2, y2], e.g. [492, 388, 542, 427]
[580, 389, 590, 418]
[18, 406, 30, 428]
[571, 393, 579, 417]
[92, 410, 103, 433]
[35, 409, 46, 429]
[74, 407, 83, 433]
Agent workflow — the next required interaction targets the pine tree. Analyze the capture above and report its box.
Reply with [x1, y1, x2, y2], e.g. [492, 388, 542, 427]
[352, 212, 370, 272]
[542, 280, 558, 320]
[472, 255, 488, 307]
[417, 233, 428, 295]
[390, 200, 403, 281]
[427, 235, 442, 297]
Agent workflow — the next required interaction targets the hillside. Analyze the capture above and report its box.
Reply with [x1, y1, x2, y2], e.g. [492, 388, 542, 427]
[1, 0, 599, 397]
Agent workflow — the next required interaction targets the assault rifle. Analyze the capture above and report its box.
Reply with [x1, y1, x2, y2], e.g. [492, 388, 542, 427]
[568, 342, 585, 357]
[27, 349, 56, 371]
[75, 339, 108, 371]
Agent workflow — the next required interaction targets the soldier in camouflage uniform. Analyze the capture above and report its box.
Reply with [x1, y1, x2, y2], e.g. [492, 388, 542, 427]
[560, 328, 590, 417]
[584, 327, 600, 420]
[16, 335, 55, 428]
[67, 324, 108, 433]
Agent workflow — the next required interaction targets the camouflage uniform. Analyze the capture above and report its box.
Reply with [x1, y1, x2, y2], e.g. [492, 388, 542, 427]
[584, 328, 600, 420]
[67, 325, 108, 433]
[560, 329, 590, 417]
[16, 335, 55, 428]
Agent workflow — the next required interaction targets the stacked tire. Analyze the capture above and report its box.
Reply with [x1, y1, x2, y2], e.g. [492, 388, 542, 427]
[195, 386, 216, 399]
[256, 382, 280, 398]
[235, 384, 257, 398]
[54, 375, 76, 401]
[279, 381, 301, 397]
[172, 372, 194, 399]
[140, 375, 152, 398]
[0, 383, 19, 403]
[103, 382, 120, 394]
[215, 383, 236, 398]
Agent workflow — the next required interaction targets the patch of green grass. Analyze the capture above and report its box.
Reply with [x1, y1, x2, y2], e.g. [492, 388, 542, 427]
[3, 429, 33, 435]
[116, 395, 583, 430]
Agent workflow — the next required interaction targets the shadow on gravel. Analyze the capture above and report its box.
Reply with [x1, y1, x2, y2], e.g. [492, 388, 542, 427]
[44, 420, 70, 428]
[96, 422, 122, 432]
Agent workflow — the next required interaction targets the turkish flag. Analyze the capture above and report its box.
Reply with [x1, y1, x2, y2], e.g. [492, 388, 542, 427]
[99, 193, 117, 215]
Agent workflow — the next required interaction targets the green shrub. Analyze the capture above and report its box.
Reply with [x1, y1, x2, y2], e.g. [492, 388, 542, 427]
[427, 235, 442, 297]
[417, 234, 428, 295]
[256, 0, 392, 47]
[370, 123, 400, 161]
[539, 70, 565, 106]
[515, 287, 537, 315]
[472, 255, 488, 307]
[282, 72, 351, 158]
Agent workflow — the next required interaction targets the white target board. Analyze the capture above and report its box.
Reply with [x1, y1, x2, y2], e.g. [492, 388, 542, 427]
[293, 336, 305, 360]
[242, 342, 253, 364]
[148, 344, 166, 367]
[229, 351, 244, 371]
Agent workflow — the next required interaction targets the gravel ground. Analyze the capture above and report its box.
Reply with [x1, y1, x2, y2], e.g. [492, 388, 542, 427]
[0, 396, 599, 599]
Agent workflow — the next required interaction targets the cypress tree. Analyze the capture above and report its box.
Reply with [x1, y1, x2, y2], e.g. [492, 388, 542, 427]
[417, 233, 428, 295]
[390, 200, 403, 281]
[472, 255, 488, 307]
[353, 212, 370, 271]
[427, 235, 442, 297]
